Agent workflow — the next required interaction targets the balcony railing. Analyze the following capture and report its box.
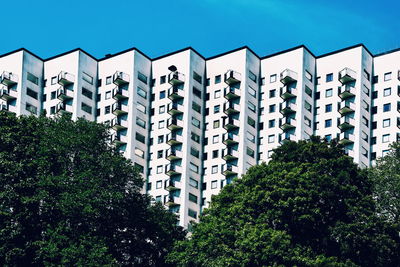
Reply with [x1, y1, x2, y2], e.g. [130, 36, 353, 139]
[279, 117, 296, 131]
[338, 85, 356, 99]
[167, 133, 184, 145]
[167, 102, 184, 116]
[280, 86, 297, 100]
[168, 71, 185, 85]
[280, 69, 298, 85]
[223, 117, 240, 131]
[168, 86, 185, 100]
[279, 102, 297, 115]
[110, 117, 128, 131]
[224, 86, 240, 100]
[222, 132, 240, 146]
[165, 164, 182, 176]
[279, 132, 295, 144]
[338, 101, 356, 115]
[338, 116, 355, 131]
[1, 72, 18, 87]
[112, 102, 129, 116]
[56, 102, 72, 114]
[339, 132, 355, 145]
[338, 67, 356, 84]
[57, 87, 73, 101]
[221, 164, 239, 176]
[223, 101, 240, 115]
[167, 118, 184, 131]
[57, 71, 75, 86]
[0, 88, 17, 102]
[112, 87, 129, 100]
[224, 70, 241, 85]
[113, 71, 130, 85]
[222, 148, 239, 161]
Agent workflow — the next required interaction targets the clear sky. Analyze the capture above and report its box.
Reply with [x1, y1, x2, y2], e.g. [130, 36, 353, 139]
[2, 0, 399, 59]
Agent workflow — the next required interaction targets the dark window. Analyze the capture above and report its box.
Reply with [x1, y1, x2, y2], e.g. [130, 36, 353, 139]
[82, 87, 93, 99]
[26, 88, 38, 99]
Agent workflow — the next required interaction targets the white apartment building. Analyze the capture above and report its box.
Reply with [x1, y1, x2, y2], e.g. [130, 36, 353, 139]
[1, 44, 399, 228]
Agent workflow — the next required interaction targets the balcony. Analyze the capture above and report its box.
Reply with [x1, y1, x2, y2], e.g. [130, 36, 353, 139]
[165, 196, 180, 207]
[166, 149, 183, 161]
[57, 87, 73, 101]
[224, 86, 240, 100]
[280, 133, 295, 144]
[110, 117, 128, 131]
[224, 70, 241, 85]
[344, 148, 355, 158]
[112, 87, 129, 100]
[167, 118, 184, 131]
[223, 117, 240, 131]
[168, 86, 185, 100]
[111, 134, 127, 146]
[56, 102, 72, 114]
[338, 116, 355, 131]
[339, 132, 355, 145]
[165, 164, 182, 176]
[113, 71, 130, 86]
[57, 71, 75, 86]
[279, 117, 296, 131]
[112, 102, 128, 116]
[0, 104, 8, 112]
[222, 148, 239, 161]
[279, 102, 297, 115]
[168, 71, 185, 85]
[280, 86, 297, 100]
[166, 180, 180, 192]
[338, 85, 356, 99]
[280, 69, 298, 85]
[338, 101, 355, 115]
[222, 164, 239, 176]
[339, 67, 356, 84]
[0, 88, 16, 102]
[167, 102, 184, 116]
[0, 71, 18, 87]
[167, 133, 184, 145]
[222, 132, 239, 146]
[223, 101, 240, 115]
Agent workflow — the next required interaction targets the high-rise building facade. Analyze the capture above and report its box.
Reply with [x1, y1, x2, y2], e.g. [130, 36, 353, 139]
[0, 44, 399, 228]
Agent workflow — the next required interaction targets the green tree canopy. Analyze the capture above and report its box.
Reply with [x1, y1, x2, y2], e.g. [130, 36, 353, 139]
[0, 112, 185, 266]
[369, 142, 400, 225]
[168, 137, 400, 267]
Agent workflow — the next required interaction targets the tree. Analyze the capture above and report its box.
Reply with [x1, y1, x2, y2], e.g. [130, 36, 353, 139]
[369, 142, 400, 225]
[0, 112, 185, 266]
[167, 137, 400, 267]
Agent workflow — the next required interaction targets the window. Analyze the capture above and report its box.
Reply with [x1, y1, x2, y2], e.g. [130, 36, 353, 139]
[249, 71, 257, 83]
[362, 100, 369, 111]
[373, 75, 379, 84]
[326, 73, 333, 82]
[305, 70, 312, 82]
[362, 116, 369, 127]
[249, 86, 256, 97]
[157, 150, 163, 159]
[325, 134, 332, 142]
[190, 163, 199, 173]
[189, 193, 198, 204]
[305, 86, 312, 96]
[81, 102, 92, 114]
[212, 150, 218, 159]
[137, 87, 147, 98]
[212, 135, 219, 144]
[383, 103, 391, 112]
[213, 120, 220, 129]
[156, 180, 162, 188]
[325, 88, 333, 97]
[189, 178, 198, 189]
[137, 103, 146, 114]
[247, 131, 255, 143]
[158, 120, 165, 129]
[82, 87, 93, 99]
[159, 105, 165, 114]
[192, 102, 201, 113]
[26, 88, 38, 99]
[260, 77, 265, 85]
[159, 90, 166, 99]
[304, 101, 312, 112]
[51, 76, 57, 85]
[269, 104, 276, 113]
[270, 74, 277, 83]
[27, 72, 39, 85]
[212, 165, 218, 174]
[246, 147, 255, 158]
[268, 134, 275, 143]
[190, 147, 200, 158]
[134, 148, 144, 158]
[248, 101, 256, 112]
[136, 133, 145, 144]
[214, 105, 220, 113]
[138, 71, 148, 84]
[50, 106, 56, 114]
[269, 89, 276, 98]
[372, 91, 378, 99]
[383, 150, 390, 157]
[188, 209, 197, 219]
[363, 69, 370, 81]
[211, 180, 218, 189]
[193, 71, 202, 84]
[325, 119, 332, 128]
[384, 72, 392, 81]
[382, 134, 390, 143]
[193, 87, 202, 98]
[191, 132, 200, 143]
[82, 72, 93, 84]
[104, 105, 110, 114]
[192, 117, 201, 128]
[25, 103, 37, 114]
[215, 75, 221, 84]
[269, 119, 275, 128]
[384, 88, 391, 96]
[134, 118, 145, 129]
[160, 75, 166, 84]
[248, 117, 255, 128]
[325, 104, 332, 113]
[383, 119, 391, 128]
[214, 90, 221, 99]
[157, 135, 164, 144]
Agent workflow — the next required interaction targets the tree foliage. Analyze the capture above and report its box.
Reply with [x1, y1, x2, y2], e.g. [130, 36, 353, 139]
[167, 137, 400, 267]
[0, 112, 185, 266]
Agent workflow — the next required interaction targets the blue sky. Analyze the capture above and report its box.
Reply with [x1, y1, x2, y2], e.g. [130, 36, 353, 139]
[2, 0, 399, 59]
